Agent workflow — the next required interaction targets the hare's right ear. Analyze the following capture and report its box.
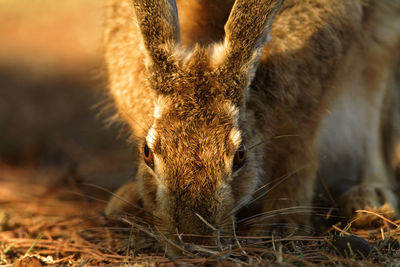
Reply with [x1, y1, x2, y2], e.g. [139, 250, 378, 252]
[217, 0, 284, 101]
[132, 0, 181, 93]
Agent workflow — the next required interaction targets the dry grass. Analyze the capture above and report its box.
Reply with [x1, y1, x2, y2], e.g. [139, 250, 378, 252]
[0, 165, 399, 266]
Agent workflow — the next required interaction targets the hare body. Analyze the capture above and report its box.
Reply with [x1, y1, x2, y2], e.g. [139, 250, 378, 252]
[105, 0, 400, 251]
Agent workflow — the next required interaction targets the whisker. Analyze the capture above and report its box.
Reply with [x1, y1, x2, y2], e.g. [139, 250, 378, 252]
[241, 222, 315, 236]
[228, 164, 309, 218]
[79, 182, 161, 222]
[82, 227, 131, 232]
[271, 134, 300, 140]
[95, 97, 144, 146]
[108, 213, 157, 225]
[117, 100, 151, 135]
[248, 134, 300, 151]
[61, 190, 109, 204]
[248, 140, 268, 151]
[237, 206, 326, 224]
[243, 205, 335, 223]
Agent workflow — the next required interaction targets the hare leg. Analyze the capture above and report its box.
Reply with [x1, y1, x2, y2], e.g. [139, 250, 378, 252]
[339, 69, 400, 227]
[320, 48, 400, 227]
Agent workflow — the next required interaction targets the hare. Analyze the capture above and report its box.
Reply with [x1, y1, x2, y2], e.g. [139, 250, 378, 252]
[104, 0, 400, 252]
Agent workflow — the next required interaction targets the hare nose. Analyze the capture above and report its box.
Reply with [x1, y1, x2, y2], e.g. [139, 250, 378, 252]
[170, 207, 215, 238]
[173, 215, 217, 246]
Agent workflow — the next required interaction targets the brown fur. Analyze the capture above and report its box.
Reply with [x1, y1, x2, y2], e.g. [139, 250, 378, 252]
[104, 0, 400, 254]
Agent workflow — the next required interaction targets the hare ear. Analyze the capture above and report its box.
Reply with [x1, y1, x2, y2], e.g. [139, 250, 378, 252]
[132, 0, 181, 91]
[218, 0, 284, 100]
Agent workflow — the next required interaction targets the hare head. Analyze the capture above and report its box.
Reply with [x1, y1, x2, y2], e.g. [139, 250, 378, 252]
[126, 0, 284, 246]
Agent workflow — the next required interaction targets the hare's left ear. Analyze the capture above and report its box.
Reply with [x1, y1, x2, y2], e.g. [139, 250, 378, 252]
[132, 0, 181, 92]
[217, 0, 284, 100]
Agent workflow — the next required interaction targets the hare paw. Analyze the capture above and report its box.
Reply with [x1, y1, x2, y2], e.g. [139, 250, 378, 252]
[339, 183, 398, 227]
[105, 181, 143, 216]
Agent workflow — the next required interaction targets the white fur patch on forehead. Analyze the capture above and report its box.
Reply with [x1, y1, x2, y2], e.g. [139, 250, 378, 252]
[146, 126, 157, 149]
[153, 104, 162, 119]
[230, 128, 242, 148]
[153, 96, 170, 119]
[210, 42, 228, 67]
[171, 43, 192, 64]
[225, 101, 241, 148]
[224, 101, 239, 127]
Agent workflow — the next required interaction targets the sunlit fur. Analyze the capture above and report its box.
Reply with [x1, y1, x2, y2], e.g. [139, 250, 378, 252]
[104, 0, 400, 254]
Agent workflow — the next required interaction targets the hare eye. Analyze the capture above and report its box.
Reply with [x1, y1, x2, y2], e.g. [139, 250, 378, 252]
[233, 144, 246, 172]
[142, 143, 154, 169]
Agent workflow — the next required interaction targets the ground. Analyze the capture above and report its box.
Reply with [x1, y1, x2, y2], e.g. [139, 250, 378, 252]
[0, 165, 399, 266]
[0, 1, 399, 266]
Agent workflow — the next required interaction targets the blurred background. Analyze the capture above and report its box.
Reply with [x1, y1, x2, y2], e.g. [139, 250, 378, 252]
[0, 0, 133, 189]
